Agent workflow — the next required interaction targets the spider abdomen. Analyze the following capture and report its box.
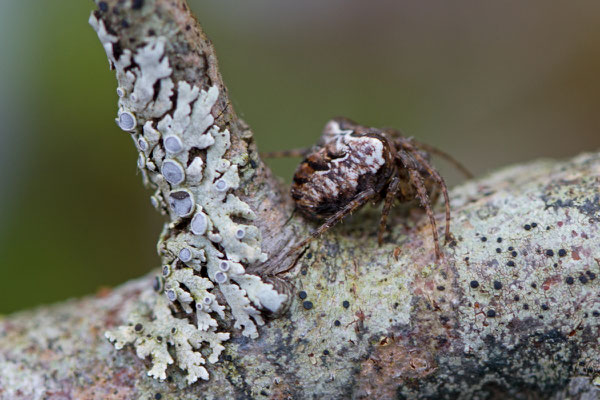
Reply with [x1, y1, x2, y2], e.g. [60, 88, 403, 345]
[291, 132, 394, 220]
[275, 116, 463, 260]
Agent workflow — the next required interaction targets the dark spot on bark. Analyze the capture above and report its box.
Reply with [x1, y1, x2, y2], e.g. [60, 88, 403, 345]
[531, 283, 537, 289]
[558, 249, 567, 257]
[323, 349, 330, 355]
[579, 275, 588, 284]
[565, 276, 574, 285]
[98, 1, 108, 12]
[507, 261, 515, 267]
[134, 323, 143, 332]
[586, 271, 596, 280]
[496, 248, 502, 253]
[437, 285, 445, 291]
[132, 0, 144, 9]
[524, 224, 531, 230]
[334, 320, 341, 326]
[545, 249, 554, 257]
[342, 300, 350, 309]
[298, 291, 307, 300]
[303, 301, 313, 310]
[470, 280, 479, 288]
[154, 394, 162, 400]
[496, 237, 502, 243]
[487, 310, 496, 317]
[541, 304, 549, 311]
[511, 251, 518, 257]
[593, 311, 600, 317]
[523, 304, 529, 310]
[513, 295, 520, 301]
[481, 237, 487, 242]
[493, 281, 503, 290]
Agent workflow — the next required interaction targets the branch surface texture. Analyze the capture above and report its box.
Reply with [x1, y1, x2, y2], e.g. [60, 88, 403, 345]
[1, 1, 599, 399]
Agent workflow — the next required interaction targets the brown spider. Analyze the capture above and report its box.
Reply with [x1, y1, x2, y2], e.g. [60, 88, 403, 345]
[265, 117, 471, 260]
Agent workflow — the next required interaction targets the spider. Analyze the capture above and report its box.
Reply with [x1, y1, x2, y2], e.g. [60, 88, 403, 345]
[264, 117, 471, 261]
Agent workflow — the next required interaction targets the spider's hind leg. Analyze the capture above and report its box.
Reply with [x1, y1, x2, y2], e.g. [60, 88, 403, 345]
[407, 169, 443, 260]
[378, 177, 401, 245]
[409, 139, 473, 179]
[398, 139, 452, 245]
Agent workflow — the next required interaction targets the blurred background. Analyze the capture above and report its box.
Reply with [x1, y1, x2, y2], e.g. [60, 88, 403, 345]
[0, 0, 599, 314]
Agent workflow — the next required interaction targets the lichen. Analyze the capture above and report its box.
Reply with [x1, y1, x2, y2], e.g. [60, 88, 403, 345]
[90, 13, 287, 384]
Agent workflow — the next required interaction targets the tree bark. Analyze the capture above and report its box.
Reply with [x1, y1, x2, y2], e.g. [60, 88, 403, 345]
[1, 1, 599, 399]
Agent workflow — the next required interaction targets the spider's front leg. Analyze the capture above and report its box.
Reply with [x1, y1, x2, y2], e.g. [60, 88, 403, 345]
[260, 147, 313, 159]
[284, 187, 378, 258]
[407, 169, 443, 260]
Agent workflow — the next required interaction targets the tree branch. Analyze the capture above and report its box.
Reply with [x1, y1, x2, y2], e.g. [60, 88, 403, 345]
[0, 1, 599, 399]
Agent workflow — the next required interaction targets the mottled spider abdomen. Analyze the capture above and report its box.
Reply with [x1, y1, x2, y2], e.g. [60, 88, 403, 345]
[291, 119, 395, 220]
[281, 116, 466, 259]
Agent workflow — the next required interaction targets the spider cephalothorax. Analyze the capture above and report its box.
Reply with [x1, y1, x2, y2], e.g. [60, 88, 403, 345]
[280, 117, 471, 260]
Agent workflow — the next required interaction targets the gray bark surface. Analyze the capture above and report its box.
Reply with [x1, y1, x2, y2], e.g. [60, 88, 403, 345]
[1, 1, 599, 399]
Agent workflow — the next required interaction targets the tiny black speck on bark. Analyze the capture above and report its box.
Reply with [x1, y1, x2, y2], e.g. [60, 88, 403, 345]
[132, 0, 144, 10]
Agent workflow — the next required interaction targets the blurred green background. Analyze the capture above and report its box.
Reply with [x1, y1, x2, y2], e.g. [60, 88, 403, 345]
[1, 1, 599, 314]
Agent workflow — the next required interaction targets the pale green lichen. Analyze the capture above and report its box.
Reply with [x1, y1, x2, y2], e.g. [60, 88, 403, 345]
[105, 290, 229, 384]
[90, 13, 287, 384]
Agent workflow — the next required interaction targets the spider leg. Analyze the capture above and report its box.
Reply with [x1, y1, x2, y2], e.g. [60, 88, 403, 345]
[283, 187, 378, 258]
[260, 147, 313, 159]
[378, 177, 401, 245]
[407, 169, 443, 260]
[429, 184, 440, 205]
[399, 139, 452, 245]
[408, 139, 474, 179]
